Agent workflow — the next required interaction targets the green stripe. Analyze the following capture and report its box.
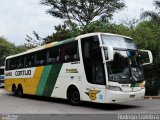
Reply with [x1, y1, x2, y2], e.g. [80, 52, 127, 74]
[42, 64, 63, 97]
[36, 65, 52, 96]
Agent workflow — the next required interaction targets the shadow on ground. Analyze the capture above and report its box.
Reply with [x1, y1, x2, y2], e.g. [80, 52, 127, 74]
[6, 92, 141, 111]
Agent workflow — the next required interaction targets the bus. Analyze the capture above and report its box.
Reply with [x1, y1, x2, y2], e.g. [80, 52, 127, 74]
[4, 33, 153, 105]
[0, 66, 4, 87]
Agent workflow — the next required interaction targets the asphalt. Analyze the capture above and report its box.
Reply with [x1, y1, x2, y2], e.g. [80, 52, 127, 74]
[1, 88, 160, 120]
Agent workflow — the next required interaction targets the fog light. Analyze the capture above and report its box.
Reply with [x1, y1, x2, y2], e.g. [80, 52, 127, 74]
[108, 86, 122, 91]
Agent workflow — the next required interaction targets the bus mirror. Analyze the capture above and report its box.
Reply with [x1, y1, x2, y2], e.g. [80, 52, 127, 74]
[107, 46, 114, 62]
[139, 50, 153, 66]
[100, 45, 114, 63]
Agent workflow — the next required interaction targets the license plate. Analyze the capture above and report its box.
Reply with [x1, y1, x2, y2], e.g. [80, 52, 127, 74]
[130, 95, 135, 98]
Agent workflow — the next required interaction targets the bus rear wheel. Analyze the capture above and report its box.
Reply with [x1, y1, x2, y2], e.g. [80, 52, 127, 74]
[17, 85, 23, 97]
[12, 84, 18, 96]
[67, 87, 80, 105]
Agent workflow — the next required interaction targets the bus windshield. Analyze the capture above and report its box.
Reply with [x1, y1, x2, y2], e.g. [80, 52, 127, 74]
[101, 35, 137, 50]
[101, 35, 143, 83]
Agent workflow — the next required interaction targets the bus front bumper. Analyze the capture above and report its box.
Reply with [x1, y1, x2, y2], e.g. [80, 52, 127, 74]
[106, 89, 145, 103]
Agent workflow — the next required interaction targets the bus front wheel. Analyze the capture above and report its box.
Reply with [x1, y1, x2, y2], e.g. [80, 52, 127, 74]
[67, 86, 80, 105]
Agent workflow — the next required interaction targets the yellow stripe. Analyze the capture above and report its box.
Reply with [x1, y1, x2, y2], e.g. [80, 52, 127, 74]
[5, 66, 44, 95]
[30, 66, 44, 94]
[44, 42, 59, 49]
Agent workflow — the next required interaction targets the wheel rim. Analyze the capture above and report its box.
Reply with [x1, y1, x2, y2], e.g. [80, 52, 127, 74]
[71, 91, 80, 103]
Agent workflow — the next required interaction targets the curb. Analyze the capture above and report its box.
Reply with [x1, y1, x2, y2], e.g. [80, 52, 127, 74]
[144, 96, 160, 99]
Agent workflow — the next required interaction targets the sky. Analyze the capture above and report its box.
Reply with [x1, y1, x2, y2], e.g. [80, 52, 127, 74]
[0, 0, 155, 45]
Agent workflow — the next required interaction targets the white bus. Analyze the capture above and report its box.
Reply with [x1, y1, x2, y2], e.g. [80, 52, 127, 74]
[5, 33, 153, 105]
[0, 66, 4, 87]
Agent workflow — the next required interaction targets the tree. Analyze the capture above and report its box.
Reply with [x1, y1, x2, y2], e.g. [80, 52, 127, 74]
[141, 0, 160, 22]
[41, 0, 125, 26]
[131, 20, 160, 95]
[0, 37, 27, 66]
[25, 31, 45, 48]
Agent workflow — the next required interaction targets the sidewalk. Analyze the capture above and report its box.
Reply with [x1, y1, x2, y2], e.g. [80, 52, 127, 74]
[144, 96, 160, 99]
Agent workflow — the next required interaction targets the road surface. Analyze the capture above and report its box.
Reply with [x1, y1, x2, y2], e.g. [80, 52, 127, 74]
[0, 88, 160, 120]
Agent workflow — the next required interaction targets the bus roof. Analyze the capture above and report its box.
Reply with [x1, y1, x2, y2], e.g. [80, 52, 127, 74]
[6, 37, 76, 59]
[75, 32, 132, 40]
[6, 32, 132, 59]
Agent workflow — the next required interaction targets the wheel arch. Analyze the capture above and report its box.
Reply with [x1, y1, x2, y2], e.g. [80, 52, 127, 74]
[12, 84, 16, 92]
[17, 83, 23, 89]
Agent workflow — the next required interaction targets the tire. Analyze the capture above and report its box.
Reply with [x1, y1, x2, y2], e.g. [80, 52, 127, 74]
[13, 89, 18, 96]
[17, 86, 23, 98]
[68, 88, 80, 105]
[12, 85, 18, 96]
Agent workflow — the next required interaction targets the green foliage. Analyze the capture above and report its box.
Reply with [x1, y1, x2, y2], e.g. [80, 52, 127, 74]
[141, 0, 160, 22]
[130, 20, 160, 95]
[41, 0, 125, 26]
[25, 31, 45, 48]
[0, 37, 15, 66]
[43, 20, 133, 43]
[44, 23, 81, 43]
[0, 37, 27, 66]
[136, 0, 160, 93]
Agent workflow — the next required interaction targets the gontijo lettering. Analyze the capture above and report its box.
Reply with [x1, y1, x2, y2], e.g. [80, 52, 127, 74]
[15, 70, 31, 76]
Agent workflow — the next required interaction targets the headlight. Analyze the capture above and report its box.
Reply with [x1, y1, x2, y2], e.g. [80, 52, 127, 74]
[141, 81, 145, 89]
[108, 86, 122, 91]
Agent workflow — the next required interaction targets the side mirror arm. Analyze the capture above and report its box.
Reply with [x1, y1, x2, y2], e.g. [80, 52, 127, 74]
[139, 49, 153, 66]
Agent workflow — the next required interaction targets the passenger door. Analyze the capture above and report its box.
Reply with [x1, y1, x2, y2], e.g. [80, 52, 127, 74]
[81, 36, 106, 103]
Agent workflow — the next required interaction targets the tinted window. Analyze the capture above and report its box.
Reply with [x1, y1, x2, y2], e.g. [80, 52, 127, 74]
[6, 59, 10, 70]
[6, 41, 79, 70]
[48, 47, 60, 64]
[18, 56, 25, 69]
[61, 42, 79, 62]
[35, 50, 47, 66]
[81, 36, 106, 85]
[10, 58, 16, 70]
[25, 54, 35, 68]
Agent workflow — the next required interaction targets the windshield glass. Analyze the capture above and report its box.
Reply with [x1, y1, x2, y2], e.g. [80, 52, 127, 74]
[101, 35, 137, 50]
[101, 35, 143, 83]
[106, 50, 143, 83]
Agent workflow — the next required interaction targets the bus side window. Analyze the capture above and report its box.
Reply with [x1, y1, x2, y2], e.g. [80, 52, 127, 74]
[16, 57, 20, 69]
[25, 54, 35, 67]
[19, 56, 25, 68]
[62, 41, 79, 63]
[6, 59, 10, 70]
[35, 50, 47, 66]
[10, 58, 16, 70]
[48, 47, 60, 64]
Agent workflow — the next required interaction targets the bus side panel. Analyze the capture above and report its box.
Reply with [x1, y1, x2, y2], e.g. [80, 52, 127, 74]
[5, 66, 44, 95]
[27, 66, 44, 95]
[51, 63, 82, 99]
[5, 79, 15, 92]
[5, 78, 25, 92]
[35, 65, 52, 96]
[30, 64, 63, 97]
[41, 64, 63, 97]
